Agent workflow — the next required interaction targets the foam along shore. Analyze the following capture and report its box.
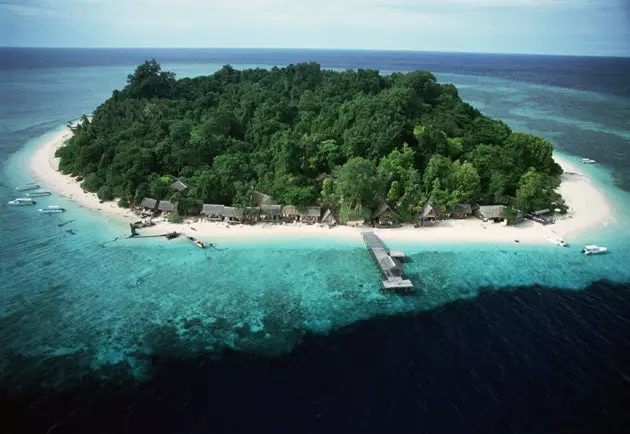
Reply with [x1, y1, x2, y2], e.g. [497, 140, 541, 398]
[29, 126, 614, 246]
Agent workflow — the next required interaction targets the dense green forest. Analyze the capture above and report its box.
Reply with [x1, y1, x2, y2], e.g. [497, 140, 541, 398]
[57, 60, 565, 221]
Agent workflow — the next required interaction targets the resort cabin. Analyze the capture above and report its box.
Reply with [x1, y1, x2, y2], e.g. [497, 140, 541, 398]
[242, 206, 260, 223]
[371, 202, 400, 227]
[158, 200, 179, 215]
[169, 180, 188, 192]
[446, 203, 472, 219]
[260, 204, 282, 221]
[525, 208, 554, 225]
[475, 205, 506, 223]
[139, 197, 158, 217]
[281, 205, 300, 222]
[321, 208, 338, 226]
[223, 206, 244, 222]
[300, 206, 322, 223]
[418, 203, 442, 226]
[201, 204, 225, 221]
[252, 191, 276, 207]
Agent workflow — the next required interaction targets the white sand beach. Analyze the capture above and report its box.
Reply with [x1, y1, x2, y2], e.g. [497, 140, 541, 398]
[29, 126, 615, 245]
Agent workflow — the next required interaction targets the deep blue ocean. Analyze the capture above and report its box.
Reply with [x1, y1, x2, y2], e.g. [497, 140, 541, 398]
[1, 48, 630, 434]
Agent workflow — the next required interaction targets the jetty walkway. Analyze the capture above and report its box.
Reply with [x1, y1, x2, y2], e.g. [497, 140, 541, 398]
[362, 232, 413, 292]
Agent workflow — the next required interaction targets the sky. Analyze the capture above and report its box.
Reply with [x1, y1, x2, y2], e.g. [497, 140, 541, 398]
[0, 0, 629, 56]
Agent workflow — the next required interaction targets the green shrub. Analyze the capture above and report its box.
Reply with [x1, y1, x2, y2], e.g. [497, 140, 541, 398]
[166, 213, 184, 223]
[97, 185, 114, 201]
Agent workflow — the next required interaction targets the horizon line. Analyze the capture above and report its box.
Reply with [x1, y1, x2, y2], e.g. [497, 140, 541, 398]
[1, 46, 628, 60]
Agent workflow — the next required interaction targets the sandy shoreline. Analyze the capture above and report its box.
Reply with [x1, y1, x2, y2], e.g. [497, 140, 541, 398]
[27, 126, 615, 246]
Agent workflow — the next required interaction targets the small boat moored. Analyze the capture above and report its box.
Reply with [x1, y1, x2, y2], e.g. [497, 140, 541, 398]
[25, 190, 52, 197]
[16, 183, 40, 191]
[580, 158, 596, 164]
[582, 245, 608, 255]
[188, 236, 205, 248]
[545, 234, 568, 247]
[38, 205, 65, 214]
[8, 198, 37, 206]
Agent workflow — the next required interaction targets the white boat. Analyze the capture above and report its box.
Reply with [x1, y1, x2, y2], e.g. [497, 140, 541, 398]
[580, 158, 596, 164]
[16, 183, 40, 191]
[38, 205, 65, 214]
[545, 234, 568, 247]
[8, 198, 37, 206]
[25, 190, 51, 197]
[582, 245, 608, 255]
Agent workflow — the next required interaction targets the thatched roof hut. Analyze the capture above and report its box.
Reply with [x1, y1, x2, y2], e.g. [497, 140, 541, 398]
[223, 206, 244, 220]
[321, 208, 338, 225]
[158, 200, 179, 213]
[252, 191, 276, 206]
[169, 180, 188, 192]
[281, 205, 299, 216]
[475, 205, 506, 220]
[420, 203, 442, 219]
[201, 204, 225, 216]
[140, 197, 158, 210]
[447, 203, 472, 217]
[300, 206, 322, 218]
[260, 204, 282, 217]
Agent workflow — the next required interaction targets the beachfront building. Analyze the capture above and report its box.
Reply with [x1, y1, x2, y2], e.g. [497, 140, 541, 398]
[419, 203, 442, 226]
[139, 197, 158, 216]
[158, 200, 179, 215]
[281, 205, 300, 222]
[260, 204, 282, 221]
[300, 206, 322, 223]
[525, 209, 554, 225]
[475, 205, 506, 223]
[371, 202, 400, 227]
[223, 206, 244, 222]
[201, 204, 225, 221]
[321, 208, 338, 226]
[169, 180, 188, 192]
[446, 203, 473, 219]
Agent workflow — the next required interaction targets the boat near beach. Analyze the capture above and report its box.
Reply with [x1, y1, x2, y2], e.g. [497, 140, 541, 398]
[545, 234, 568, 247]
[25, 190, 51, 197]
[8, 198, 37, 206]
[15, 183, 40, 191]
[188, 236, 205, 248]
[580, 158, 596, 164]
[38, 205, 65, 214]
[581, 245, 608, 255]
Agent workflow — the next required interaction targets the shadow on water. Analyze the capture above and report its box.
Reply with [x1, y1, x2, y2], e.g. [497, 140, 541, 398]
[2, 280, 630, 434]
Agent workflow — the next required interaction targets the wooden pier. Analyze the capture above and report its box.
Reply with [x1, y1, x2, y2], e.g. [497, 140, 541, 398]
[362, 232, 413, 292]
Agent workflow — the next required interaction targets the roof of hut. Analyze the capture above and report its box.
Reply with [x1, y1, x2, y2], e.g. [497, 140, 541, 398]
[223, 206, 244, 218]
[158, 200, 179, 212]
[169, 180, 188, 192]
[281, 205, 299, 216]
[421, 203, 442, 218]
[372, 201, 398, 219]
[140, 197, 158, 209]
[260, 204, 282, 215]
[478, 205, 506, 219]
[322, 208, 337, 223]
[201, 204, 225, 215]
[252, 191, 276, 206]
[300, 206, 322, 218]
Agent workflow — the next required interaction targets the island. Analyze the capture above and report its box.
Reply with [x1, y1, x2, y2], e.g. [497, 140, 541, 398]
[30, 60, 612, 244]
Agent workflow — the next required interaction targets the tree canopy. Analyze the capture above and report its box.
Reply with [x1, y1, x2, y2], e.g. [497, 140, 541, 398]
[57, 60, 563, 219]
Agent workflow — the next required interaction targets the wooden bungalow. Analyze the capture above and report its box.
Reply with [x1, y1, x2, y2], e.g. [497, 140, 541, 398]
[446, 203, 473, 219]
[260, 204, 282, 221]
[418, 203, 442, 226]
[223, 206, 244, 222]
[525, 208, 554, 225]
[201, 204, 225, 221]
[169, 180, 188, 192]
[321, 208, 338, 226]
[300, 206, 322, 223]
[252, 191, 276, 206]
[281, 205, 300, 222]
[475, 205, 506, 223]
[139, 197, 158, 216]
[371, 202, 400, 227]
[158, 200, 179, 215]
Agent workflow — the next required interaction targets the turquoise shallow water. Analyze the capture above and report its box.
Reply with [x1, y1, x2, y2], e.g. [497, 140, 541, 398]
[1, 59, 630, 387]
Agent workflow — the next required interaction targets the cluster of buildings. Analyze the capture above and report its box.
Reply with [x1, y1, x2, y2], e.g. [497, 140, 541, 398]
[137, 180, 545, 227]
